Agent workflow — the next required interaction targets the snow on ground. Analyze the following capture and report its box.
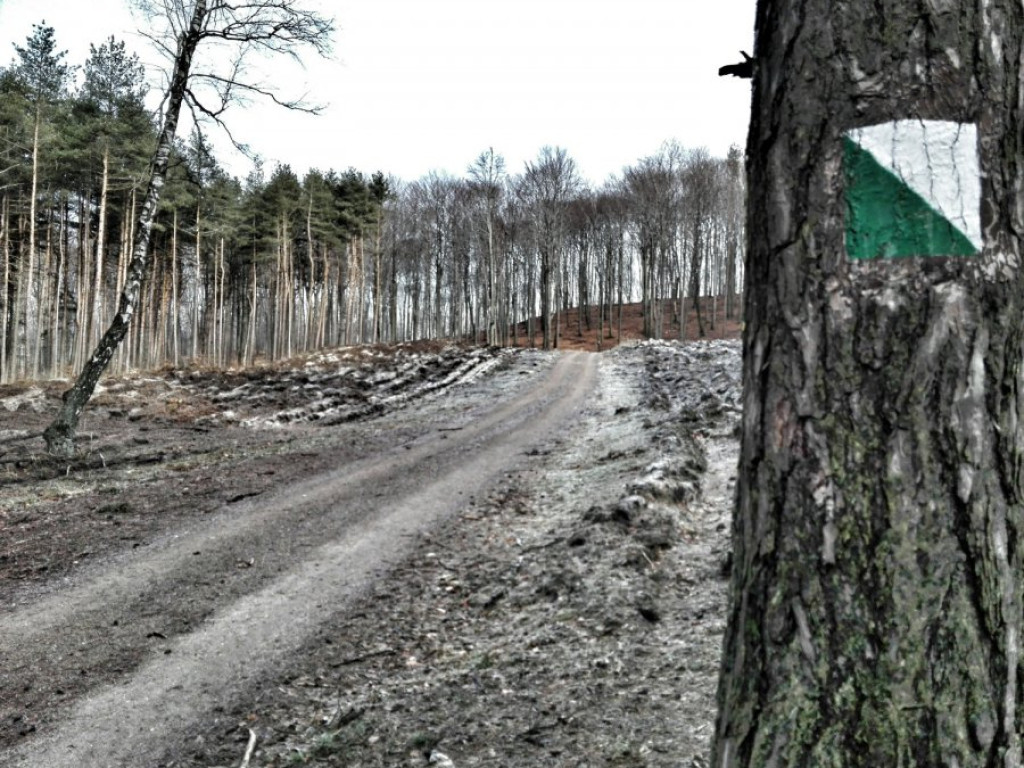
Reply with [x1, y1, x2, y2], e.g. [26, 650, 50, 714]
[0, 342, 509, 431]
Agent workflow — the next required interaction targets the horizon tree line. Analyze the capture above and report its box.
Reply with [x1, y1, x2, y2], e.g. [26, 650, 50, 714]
[0, 22, 746, 385]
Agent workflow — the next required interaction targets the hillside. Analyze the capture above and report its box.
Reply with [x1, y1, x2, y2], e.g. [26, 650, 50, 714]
[508, 298, 742, 352]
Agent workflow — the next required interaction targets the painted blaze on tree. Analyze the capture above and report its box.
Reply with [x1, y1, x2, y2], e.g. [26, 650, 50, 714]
[843, 120, 982, 259]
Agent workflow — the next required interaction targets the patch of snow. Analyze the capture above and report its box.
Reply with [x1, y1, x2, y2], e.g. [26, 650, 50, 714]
[1, 387, 47, 413]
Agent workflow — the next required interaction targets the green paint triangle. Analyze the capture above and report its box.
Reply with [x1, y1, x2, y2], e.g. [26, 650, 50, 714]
[843, 137, 978, 259]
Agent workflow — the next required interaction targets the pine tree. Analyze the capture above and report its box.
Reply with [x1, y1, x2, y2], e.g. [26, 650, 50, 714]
[10, 22, 73, 379]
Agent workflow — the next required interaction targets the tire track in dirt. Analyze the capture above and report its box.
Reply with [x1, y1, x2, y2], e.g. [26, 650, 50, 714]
[0, 351, 597, 768]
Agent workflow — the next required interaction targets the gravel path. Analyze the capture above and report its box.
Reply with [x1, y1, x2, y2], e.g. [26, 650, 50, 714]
[1, 351, 597, 768]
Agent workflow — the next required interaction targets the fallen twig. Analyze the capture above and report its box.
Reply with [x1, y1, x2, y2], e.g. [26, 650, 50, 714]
[327, 705, 366, 729]
[331, 648, 396, 668]
[228, 491, 263, 504]
[519, 537, 564, 554]
[239, 727, 257, 768]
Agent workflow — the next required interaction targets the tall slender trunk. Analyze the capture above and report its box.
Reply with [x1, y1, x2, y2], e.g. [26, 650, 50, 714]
[374, 213, 382, 342]
[92, 146, 110, 352]
[317, 244, 330, 349]
[689, 216, 704, 338]
[246, 258, 257, 365]
[34, 215, 51, 377]
[283, 219, 293, 357]
[215, 237, 225, 365]
[616, 239, 624, 343]
[389, 243, 398, 343]
[192, 203, 201, 360]
[171, 207, 179, 366]
[540, 246, 551, 349]
[51, 200, 67, 377]
[358, 236, 367, 343]
[272, 220, 282, 357]
[554, 246, 561, 349]
[486, 211, 497, 345]
[306, 197, 315, 351]
[81, 195, 94, 370]
[434, 248, 443, 340]
[22, 108, 41, 380]
[155, 244, 169, 365]
[597, 247, 605, 351]
[115, 188, 136, 372]
[0, 194, 8, 382]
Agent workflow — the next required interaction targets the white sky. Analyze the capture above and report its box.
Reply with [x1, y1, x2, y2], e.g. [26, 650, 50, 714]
[0, 0, 755, 184]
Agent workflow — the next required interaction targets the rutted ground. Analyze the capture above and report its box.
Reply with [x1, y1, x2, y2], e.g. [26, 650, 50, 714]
[217, 340, 742, 768]
[0, 338, 741, 767]
[0, 342, 515, 594]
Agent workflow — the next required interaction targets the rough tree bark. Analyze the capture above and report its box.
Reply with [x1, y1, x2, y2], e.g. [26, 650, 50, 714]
[713, 1, 1024, 766]
[42, 1, 208, 456]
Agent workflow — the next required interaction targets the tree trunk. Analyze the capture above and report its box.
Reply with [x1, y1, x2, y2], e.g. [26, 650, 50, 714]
[374, 212, 383, 343]
[540, 245, 552, 350]
[486, 213, 497, 346]
[92, 146, 109, 352]
[51, 199, 66, 377]
[246, 259, 257, 364]
[712, 1, 1024, 766]
[306, 196, 315, 351]
[115, 187, 137, 373]
[73, 195, 91, 373]
[434, 247, 443, 341]
[43, 0, 208, 456]
[319, 244, 331, 348]
[215, 236, 225, 365]
[0, 194, 8, 382]
[35, 217, 51, 376]
[689, 217, 705, 338]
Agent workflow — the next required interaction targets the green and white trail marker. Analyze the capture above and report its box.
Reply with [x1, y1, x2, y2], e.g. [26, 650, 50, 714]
[843, 120, 981, 260]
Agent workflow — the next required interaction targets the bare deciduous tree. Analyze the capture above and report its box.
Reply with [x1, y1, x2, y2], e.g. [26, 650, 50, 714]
[521, 146, 581, 350]
[468, 148, 506, 346]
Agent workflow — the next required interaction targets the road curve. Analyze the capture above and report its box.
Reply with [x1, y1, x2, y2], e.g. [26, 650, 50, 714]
[1, 350, 598, 768]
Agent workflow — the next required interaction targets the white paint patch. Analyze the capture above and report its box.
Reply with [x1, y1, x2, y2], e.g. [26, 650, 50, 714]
[846, 120, 982, 249]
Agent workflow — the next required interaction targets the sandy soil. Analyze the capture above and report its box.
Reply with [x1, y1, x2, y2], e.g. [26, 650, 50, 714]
[0, 332, 741, 768]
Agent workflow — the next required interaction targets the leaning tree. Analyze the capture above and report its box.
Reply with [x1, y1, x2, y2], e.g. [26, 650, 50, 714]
[713, 1, 1024, 766]
[42, 0, 332, 456]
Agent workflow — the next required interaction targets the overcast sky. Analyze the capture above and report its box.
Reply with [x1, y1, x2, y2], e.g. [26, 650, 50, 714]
[0, 0, 756, 184]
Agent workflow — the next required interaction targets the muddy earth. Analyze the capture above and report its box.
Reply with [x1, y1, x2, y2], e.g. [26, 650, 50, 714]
[0, 338, 741, 767]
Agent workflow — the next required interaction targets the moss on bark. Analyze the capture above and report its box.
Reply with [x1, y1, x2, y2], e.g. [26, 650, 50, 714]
[712, 1, 1024, 765]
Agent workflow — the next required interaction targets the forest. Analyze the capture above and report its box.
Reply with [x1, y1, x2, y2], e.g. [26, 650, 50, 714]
[0, 23, 746, 385]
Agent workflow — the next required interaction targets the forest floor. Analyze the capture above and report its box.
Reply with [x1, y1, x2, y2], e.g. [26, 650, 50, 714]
[506, 297, 742, 352]
[0, 309, 742, 768]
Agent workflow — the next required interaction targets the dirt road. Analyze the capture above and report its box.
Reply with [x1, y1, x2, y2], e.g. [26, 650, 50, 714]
[1, 351, 598, 768]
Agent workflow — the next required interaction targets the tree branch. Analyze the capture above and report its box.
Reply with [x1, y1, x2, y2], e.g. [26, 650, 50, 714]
[183, 90, 254, 158]
[192, 71, 323, 113]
